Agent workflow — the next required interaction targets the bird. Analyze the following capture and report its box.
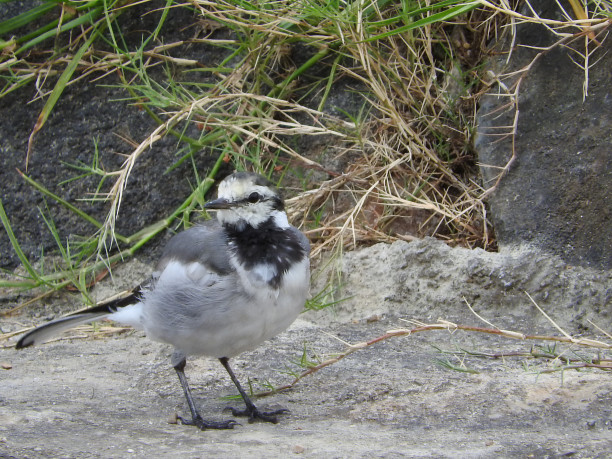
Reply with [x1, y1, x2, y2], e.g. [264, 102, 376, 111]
[16, 171, 311, 430]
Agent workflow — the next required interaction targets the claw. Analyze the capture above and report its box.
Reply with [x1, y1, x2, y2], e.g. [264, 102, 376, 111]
[225, 406, 289, 424]
[178, 414, 240, 430]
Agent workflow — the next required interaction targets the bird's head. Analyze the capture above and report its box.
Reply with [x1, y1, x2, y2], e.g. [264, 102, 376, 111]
[205, 172, 287, 229]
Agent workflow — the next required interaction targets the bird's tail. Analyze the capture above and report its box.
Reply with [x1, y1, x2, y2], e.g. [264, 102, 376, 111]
[15, 286, 141, 349]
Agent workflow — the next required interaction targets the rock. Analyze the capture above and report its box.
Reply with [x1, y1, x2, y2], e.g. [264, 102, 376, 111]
[313, 238, 611, 331]
[475, 0, 612, 269]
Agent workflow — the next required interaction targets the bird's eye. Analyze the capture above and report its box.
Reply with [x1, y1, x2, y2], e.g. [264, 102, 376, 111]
[247, 192, 261, 203]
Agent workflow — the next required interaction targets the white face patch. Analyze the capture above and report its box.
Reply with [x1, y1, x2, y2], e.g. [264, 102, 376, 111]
[215, 175, 281, 228]
[217, 176, 269, 201]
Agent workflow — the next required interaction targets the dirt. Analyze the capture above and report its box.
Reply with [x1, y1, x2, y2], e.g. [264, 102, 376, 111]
[1, 239, 611, 458]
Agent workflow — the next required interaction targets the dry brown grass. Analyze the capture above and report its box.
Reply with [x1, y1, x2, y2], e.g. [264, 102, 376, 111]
[178, 0, 504, 257]
[2, 0, 610, 268]
[282, 1, 610, 257]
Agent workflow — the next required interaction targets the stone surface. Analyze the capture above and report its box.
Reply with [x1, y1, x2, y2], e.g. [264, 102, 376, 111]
[1, 238, 611, 458]
[318, 238, 611, 330]
[475, 0, 612, 269]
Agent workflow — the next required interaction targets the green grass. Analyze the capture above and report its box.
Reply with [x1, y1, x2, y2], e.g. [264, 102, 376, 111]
[1, 0, 610, 309]
[431, 341, 612, 376]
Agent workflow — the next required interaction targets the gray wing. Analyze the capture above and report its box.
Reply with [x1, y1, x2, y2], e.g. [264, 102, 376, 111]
[156, 220, 232, 275]
[291, 225, 310, 255]
[140, 222, 243, 352]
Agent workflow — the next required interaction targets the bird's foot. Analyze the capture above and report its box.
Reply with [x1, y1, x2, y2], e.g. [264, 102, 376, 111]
[178, 414, 240, 430]
[225, 405, 289, 424]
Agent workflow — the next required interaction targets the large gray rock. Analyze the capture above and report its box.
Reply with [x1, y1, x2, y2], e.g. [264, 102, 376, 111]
[475, 1, 612, 269]
[315, 238, 611, 331]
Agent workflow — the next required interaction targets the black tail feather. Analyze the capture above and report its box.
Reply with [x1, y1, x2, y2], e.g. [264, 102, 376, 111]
[16, 285, 142, 349]
[67, 285, 142, 317]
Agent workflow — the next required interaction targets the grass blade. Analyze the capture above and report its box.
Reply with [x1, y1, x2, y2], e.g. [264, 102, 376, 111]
[17, 169, 129, 244]
[0, 2, 57, 35]
[14, 6, 103, 54]
[0, 198, 44, 284]
[25, 19, 103, 169]
[363, 2, 480, 42]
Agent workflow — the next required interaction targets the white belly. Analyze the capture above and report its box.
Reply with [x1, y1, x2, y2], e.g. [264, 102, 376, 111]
[118, 258, 310, 358]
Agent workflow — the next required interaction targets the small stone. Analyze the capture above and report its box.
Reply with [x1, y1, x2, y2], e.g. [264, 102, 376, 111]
[586, 420, 596, 429]
[167, 412, 179, 425]
[292, 445, 305, 454]
[1, 362, 12, 370]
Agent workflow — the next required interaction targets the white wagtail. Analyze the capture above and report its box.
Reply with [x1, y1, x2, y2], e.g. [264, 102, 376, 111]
[16, 172, 311, 430]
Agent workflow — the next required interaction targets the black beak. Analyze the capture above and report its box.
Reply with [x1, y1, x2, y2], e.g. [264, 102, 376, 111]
[204, 198, 233, 210]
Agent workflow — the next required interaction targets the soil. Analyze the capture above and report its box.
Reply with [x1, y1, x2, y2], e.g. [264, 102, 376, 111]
[1, 239, 611, 458]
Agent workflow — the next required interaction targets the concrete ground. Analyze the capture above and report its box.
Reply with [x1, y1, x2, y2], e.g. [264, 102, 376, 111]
[1, 239, 611, 458]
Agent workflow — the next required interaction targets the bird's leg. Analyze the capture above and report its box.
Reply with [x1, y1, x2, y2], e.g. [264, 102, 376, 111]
[172, 353, 238, 430]
[218, 357, 288, 424]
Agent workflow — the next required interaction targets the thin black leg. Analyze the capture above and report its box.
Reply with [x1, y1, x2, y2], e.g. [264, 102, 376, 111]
[173, 356, 238, 430]
[218, 357, 288, 424]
